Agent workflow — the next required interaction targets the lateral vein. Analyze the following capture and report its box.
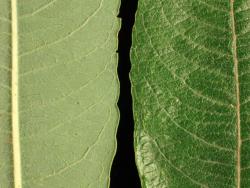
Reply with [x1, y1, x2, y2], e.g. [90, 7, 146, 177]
[230, 0, 241, 188]
[11, 0, 22, 187]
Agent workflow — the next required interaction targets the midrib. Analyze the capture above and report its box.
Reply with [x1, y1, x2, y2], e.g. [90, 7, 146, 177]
[230, 0, 241, 188]
[11, 0, 22, 187]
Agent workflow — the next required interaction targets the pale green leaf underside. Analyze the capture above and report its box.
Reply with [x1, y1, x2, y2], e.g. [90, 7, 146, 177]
[131, 0, 250, 188]
[0, 0, 120, 187]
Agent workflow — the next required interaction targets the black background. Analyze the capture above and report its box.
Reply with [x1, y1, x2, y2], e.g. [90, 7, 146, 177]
[110, 0, 141, 187]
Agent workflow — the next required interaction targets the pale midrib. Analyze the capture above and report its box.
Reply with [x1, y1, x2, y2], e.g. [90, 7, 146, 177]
[230, 0, 241, 188]
[11, 0, 22, 188]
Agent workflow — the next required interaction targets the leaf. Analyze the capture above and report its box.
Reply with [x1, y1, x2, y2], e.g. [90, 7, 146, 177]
[131, 0, 249, 187]
[0, 0, 120, 187]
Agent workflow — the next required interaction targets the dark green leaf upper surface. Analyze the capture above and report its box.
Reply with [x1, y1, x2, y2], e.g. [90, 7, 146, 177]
[131, 0, 250, 187]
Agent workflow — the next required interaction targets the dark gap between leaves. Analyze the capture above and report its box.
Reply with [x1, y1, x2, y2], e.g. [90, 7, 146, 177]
[110, 0, 140, 187]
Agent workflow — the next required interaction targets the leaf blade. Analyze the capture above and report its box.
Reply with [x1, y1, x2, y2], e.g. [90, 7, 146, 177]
[0, 0, 120, 187]
[0, 1, 13, 187]
[131, 0, 250, 187]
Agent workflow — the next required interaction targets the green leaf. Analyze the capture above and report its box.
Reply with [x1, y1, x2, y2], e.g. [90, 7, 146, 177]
[0, 0, 120, 187]
[131, 0, 249, 187]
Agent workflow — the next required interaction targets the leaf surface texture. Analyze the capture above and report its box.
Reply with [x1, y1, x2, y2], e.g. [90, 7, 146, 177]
[0, 0, 120, 187]
[131, 0, 250, 187]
